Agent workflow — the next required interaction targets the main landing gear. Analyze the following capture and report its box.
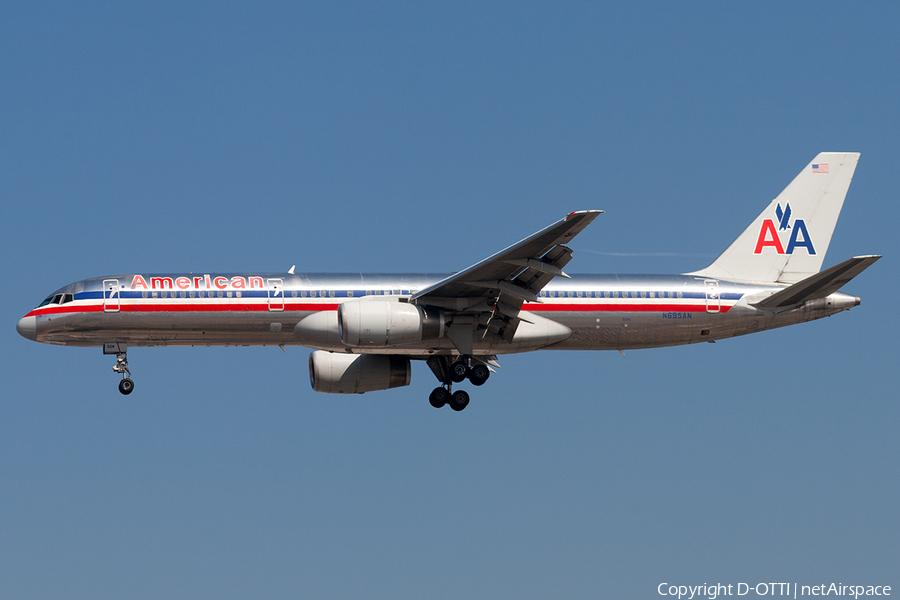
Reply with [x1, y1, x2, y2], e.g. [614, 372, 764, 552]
[429, 385, 469, 411]
[106, 344, 134, 395]
[426, 355, 490, 411]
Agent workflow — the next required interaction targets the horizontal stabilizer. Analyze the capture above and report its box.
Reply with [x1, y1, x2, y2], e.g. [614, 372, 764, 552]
[753, 255, 881, 309]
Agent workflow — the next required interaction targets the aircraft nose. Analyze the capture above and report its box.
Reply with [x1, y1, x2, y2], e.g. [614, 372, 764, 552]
[17, 316, 37, 341]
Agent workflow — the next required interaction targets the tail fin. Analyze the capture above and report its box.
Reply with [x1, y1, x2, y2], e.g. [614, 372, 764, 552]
[689, 152, 860, 283]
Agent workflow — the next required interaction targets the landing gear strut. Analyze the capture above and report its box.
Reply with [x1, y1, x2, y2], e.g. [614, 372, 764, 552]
[426, 355, 490, 411]
[112, 350, 134, 395]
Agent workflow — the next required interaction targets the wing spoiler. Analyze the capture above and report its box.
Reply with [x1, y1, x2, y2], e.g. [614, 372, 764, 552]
[753, 255, 881, 309]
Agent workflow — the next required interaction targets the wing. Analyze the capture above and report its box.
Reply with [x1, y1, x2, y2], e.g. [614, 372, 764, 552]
[410, 210, 602, 351]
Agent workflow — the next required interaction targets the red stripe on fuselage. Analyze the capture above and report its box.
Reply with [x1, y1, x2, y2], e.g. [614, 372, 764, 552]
[26, 301, 731, 319]
[524, 302, 732, 313]
[25, 302, 341, 318]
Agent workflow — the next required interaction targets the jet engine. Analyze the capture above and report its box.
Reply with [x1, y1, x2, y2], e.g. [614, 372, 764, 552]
[308, 351, 411, 394]
[337, 301, 444, 347]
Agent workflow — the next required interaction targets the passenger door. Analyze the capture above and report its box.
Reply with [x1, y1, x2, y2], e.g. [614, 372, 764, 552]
[103, 279, 120, 313]
[267, 278, 284, 311]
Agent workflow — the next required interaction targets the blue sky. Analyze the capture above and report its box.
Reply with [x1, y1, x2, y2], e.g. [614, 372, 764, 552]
[2, 3, 898, 598]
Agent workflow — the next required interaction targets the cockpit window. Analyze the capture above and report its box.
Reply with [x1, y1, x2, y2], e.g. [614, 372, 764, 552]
[37, 293, 73, 308]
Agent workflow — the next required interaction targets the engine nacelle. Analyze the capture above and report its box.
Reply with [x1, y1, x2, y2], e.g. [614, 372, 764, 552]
[337, 301, 444, 347]
[294, 310, 342, 350]
[308, 351, 411, 394]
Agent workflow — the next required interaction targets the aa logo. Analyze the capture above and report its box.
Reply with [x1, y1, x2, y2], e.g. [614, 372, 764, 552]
[753, 202, 816, 255]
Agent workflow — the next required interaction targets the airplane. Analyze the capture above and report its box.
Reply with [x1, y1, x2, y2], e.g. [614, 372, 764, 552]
[16, 152, 880, 411]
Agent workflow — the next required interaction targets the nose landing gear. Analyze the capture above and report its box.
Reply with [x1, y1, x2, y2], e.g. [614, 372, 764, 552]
[113, 352, 134, 395]
[105, 343, 134, 395]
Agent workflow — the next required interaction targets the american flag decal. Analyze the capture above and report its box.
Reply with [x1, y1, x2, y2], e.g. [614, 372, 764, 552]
[812, 163, 829, 173]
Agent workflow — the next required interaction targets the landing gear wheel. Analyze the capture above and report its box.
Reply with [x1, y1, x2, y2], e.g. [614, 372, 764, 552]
[118, 378, 134, 395]
[429, 387, 449, 408]
[449, 390, 470, 412]
[450, 360, 469, 383]
[468, 363, 490, 386]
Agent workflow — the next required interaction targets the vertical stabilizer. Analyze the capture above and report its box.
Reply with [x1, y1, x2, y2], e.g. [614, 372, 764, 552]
[689, 152, 860, 283]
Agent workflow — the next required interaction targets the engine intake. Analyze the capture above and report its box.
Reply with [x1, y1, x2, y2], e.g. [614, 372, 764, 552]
[337, 301, 444, 347]
[308, 351, 411, 394]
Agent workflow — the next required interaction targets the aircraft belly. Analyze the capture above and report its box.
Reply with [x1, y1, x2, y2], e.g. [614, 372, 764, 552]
[35, 310, 308, 347]
[32, 302, 853, 353]
[540, 311, 700, 350]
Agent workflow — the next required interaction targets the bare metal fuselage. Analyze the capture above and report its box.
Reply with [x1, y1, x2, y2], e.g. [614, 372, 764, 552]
[22, 272, 859, 355]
